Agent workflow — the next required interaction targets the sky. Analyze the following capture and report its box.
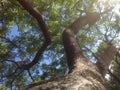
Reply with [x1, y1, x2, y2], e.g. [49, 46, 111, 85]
[7, 25, 19, 40]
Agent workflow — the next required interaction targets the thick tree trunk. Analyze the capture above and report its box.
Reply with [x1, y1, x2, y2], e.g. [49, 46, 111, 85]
[20, 29, 107, 90]
[20, 15, 110, 90]
[18, 1, 115, 90]
[23, 68, 106, 90]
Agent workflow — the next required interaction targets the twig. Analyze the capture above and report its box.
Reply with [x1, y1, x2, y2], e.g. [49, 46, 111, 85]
[27, 69, 34, 81]
[0, 35, 19, 48]
[5, 67, 19, 77]
[84, 46, 99, 60]
[10, 70, 24, 87]
[2, 59, 19, 67]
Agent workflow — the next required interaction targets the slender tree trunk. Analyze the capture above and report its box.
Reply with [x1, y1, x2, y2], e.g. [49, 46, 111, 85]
[96, 44, 117, 76]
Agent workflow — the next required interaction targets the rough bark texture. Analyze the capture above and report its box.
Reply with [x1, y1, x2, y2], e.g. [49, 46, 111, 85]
[62, 29, 86, 73]
[17, 1, 115, 90]
[20, 58, 106, 90]
[20, 29, 107, 90]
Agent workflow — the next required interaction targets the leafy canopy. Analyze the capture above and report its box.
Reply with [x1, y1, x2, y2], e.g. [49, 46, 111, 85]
[0, 0, 120, 89]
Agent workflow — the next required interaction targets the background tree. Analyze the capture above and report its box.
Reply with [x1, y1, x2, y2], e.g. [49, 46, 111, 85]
[0, 0, 120, 90]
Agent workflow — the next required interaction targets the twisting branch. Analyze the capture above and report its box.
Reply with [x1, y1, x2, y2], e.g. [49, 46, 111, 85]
[62, 7, 113, 72]
[17, 0, 51, 44]
[69, 7, 113, 34]
[16, 0, 51, 69]
[19, 42, 48, 70]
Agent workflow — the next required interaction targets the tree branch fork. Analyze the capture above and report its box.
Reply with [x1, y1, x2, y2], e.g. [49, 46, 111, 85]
[3, 0, 117, 89]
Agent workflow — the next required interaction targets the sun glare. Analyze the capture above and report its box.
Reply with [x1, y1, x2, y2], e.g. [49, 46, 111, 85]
[113, 4, 120, 16]
[100, 0, 120, 16]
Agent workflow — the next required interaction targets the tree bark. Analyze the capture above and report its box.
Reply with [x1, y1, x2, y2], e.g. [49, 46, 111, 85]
[17, 1, 115, 90]
[96, 44, 117, 76]
[20, 29, 107, 90]
[20, 15, 109, 90]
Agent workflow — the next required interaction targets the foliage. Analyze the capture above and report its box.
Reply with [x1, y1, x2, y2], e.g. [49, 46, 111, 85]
[0, 0, 120, 89]
[108, 50, 120, 90]
[0, 85, 7, 90]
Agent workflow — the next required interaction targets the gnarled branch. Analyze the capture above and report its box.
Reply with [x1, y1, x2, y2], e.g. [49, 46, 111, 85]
[17, 0, 51, 69]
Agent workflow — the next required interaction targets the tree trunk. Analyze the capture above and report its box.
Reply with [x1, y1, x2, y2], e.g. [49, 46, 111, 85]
[20, 18, 109, 90]
[96, 44, 117, 76]
[20, 29, 107, 90]
[18, 1, 115, 90]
